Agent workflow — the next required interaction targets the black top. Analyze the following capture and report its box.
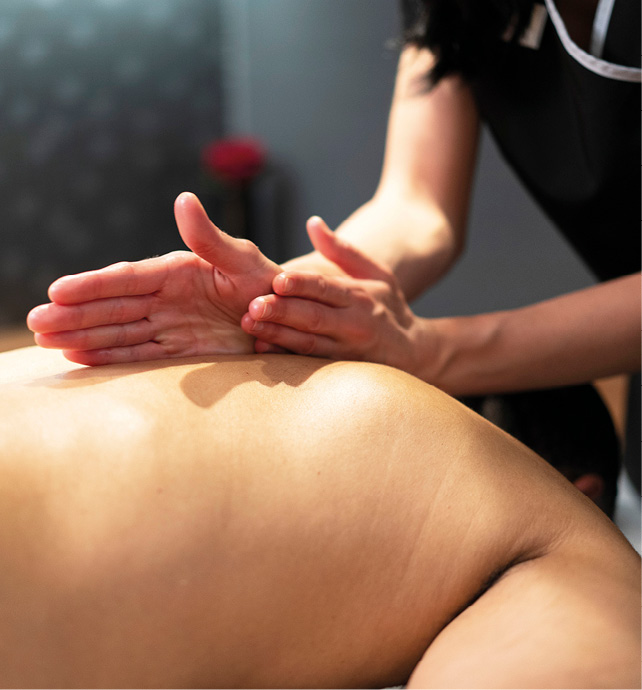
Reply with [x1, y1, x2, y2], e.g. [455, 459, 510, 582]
[469, 0, 641, 281]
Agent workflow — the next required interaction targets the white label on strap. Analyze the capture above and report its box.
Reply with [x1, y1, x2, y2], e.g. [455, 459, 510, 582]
[502, 3, 548, 50]
[519, 3, 549, 49]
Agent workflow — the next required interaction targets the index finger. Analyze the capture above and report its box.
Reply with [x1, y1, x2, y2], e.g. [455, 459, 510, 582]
[47, 255, 170, 305]
[272, 272, 354, 307]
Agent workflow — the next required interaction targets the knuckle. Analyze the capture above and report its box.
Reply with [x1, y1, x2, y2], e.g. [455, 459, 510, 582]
[307, 303, 325, 333]
[77, 305, 92, 330]
[353, 287, 372, 306]
[316, 275, 330, 300]
[115, 324, 128, 347]
[163, 252, 187, 271]
[298, 333, 318, 356]
[114, 261, 138, 293]
[109, 298, 125, 324]
[75, 332, 90, 350]
[343, 315, 375, 346]
[347, 324, 370, 346]
[237, 238, 259, 254]
[338, 284, 352, 305]
[90, 349, 111, 365]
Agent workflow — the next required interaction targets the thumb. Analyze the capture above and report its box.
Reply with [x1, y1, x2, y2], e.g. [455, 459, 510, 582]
[306, 216, 392, 282]
[174, 192, 277, 276]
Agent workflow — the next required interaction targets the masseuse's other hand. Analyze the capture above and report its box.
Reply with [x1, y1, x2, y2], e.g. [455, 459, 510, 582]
[241, 216, 429, 373]
[27, 192, 281, 365]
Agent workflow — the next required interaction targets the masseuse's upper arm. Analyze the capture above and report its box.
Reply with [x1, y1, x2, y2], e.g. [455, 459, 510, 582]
[376, 47, 480, 249]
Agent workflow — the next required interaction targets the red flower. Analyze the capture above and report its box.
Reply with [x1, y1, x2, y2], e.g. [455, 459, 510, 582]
[202, 138, 266, 183]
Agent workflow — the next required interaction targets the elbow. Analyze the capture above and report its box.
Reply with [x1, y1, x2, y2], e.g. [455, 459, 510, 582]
[448, 222, 466, 265]
[429, 215, 467, 281]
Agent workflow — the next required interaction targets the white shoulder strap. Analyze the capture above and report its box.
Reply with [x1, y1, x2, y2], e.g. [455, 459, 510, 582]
[589, 0, 617, 58]
[543, 0, 641, 82]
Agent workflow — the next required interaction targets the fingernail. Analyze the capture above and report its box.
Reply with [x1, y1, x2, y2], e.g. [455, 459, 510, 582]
[251, 320, 264, 332]
[277, 275, 293, 294]
[254, 298, 272, 318]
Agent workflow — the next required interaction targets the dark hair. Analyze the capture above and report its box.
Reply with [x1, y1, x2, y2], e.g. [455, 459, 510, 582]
[463, 385, 621, 518]
[400, 0, 537, 85]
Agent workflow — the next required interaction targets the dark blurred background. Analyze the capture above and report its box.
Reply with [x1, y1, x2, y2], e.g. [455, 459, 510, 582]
[0, 0, 594, 327]
[0, 0, 223, 323]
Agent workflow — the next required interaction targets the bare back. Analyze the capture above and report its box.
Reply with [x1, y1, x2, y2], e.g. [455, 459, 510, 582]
[0, 347, 638, 688]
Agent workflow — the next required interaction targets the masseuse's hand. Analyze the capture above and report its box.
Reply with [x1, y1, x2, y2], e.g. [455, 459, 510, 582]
[241, 216, 431, 374]
[27, 192, 281, 365]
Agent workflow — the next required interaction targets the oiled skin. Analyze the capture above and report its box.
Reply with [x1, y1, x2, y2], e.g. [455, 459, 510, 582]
[0, 347, 638, 688]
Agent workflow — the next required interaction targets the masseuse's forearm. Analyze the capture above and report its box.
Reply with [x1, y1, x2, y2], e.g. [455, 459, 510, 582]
[337, 192, 463, 299]
[417, 273, 641, 396]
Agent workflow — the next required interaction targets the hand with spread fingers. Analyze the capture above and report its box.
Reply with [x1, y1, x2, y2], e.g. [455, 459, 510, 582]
[241, 216, 433, 375]
[27, 192, 282, 366]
